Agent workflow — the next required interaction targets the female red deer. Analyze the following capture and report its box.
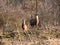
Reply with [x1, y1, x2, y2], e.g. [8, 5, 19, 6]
[30, 15, 39, 27]
[22, 19, 28, 31]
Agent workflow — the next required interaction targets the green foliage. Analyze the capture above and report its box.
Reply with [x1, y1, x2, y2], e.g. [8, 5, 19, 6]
[5, 32, 15, 38]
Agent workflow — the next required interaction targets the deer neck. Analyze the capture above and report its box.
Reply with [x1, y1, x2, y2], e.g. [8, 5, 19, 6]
[36, 16, 38, 21]
[23, 20, 26, 25]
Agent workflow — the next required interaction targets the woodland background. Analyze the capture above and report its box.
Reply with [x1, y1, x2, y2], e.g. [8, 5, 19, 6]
[0, 0, 60, 45]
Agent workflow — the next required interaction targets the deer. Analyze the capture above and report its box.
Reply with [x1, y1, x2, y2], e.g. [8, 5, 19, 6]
[22, 19, 28, 31]
[30, 15, 39, 27]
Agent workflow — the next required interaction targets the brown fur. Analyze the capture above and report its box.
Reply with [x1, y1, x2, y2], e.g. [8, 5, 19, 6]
[22, 19, 27, 31]
[30, 15, 39, 27]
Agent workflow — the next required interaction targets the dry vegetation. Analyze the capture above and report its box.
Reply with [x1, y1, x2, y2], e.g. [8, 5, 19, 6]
[0, 0, 60, 45]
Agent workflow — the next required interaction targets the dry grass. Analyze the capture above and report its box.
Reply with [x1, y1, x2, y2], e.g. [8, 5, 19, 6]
[0, 0, 60, 45]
